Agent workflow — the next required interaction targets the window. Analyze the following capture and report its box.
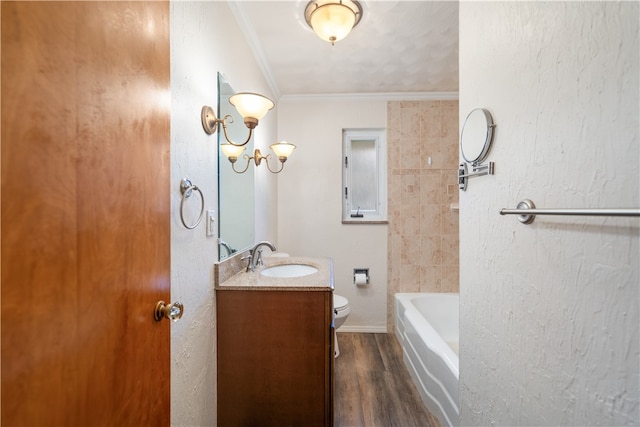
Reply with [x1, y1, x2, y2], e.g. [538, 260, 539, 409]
[342, 128, 387, 223]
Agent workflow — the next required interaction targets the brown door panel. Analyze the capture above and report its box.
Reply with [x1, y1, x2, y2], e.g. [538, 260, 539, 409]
[1, 2, 171, 425]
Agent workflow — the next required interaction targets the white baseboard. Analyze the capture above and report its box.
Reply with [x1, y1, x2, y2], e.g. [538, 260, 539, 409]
[336, 325, 387, 333]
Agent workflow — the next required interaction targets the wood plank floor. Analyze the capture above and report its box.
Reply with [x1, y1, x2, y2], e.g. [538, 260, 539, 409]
[334, 332, 440, 427]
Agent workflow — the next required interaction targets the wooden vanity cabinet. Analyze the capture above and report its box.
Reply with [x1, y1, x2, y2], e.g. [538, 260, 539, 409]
[216, 288, 334, 427]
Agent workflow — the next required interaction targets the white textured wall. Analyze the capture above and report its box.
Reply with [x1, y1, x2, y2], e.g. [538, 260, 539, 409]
[277, 98, 388, 331]
[170, 2, 277, 425]
[459, 2, 639, 425]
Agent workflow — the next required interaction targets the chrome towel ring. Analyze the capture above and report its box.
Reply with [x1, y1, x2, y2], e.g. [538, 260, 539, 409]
[180, 178, 205, 229]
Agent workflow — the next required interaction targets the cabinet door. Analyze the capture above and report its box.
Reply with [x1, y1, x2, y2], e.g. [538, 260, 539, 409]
[217, 290, 332, 426]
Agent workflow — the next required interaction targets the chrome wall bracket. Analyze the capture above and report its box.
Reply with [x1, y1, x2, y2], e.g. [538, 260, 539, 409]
[458, 162, 495, 191]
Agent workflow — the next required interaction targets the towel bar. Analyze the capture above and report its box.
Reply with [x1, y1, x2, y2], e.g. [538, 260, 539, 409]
[500, 199, 640, 224]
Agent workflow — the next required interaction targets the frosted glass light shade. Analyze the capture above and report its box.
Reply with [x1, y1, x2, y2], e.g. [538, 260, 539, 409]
[220, 143, 246, 160]
[304, 1, 363, 45]
[310, 4, 355, 44]
[270, 141, 296, 159]
[228, 92, 274, 121]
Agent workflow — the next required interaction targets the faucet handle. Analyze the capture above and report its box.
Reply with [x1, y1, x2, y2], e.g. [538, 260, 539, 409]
[241, 254, 252, 271]
[255, 249, 264, 266]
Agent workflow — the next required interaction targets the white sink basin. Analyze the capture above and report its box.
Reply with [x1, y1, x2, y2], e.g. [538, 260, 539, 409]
[260, 264, 318, 278]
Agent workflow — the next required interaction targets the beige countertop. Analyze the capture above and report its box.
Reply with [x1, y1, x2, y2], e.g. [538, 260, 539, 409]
[216, 256, 334, 291]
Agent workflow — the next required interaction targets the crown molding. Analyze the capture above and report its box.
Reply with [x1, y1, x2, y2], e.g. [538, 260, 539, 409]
[279, 92, 459, 103]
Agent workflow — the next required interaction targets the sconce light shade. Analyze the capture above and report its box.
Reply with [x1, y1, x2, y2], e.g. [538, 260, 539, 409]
[304, 0, 363, 45]
[202, 91, 274, 146]
[270, 141, 296, 160]
[228, 92, 275, 129]
[220, 143, 246, 161]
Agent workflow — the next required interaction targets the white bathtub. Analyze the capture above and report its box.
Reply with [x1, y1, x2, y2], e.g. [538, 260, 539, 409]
[395, 293, 459, 427]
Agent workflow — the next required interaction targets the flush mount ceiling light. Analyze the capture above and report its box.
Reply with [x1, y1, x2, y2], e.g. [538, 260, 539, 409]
[221, 141, 297, 174]
[201, 92, 274, 146]
[304, 0, 363, 46]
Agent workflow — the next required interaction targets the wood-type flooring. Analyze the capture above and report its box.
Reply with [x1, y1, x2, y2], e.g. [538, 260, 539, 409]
[334, 333, 441, 427]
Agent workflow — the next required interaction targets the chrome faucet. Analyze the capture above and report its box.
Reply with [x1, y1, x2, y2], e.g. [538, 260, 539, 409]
[219, 240, 236, 257]
[246, 241, 277, 272]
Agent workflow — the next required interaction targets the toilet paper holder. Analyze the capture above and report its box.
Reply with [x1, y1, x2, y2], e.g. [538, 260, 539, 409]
[353, 268, 369, 285]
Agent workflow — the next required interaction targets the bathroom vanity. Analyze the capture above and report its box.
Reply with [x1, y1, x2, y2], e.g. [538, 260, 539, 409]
[215, 257, 334, 427]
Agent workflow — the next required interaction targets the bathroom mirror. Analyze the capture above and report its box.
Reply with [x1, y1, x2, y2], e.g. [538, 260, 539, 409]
[460, 108, 494, 164]
[218, 73, 255, 260]
[458, 107, 496, 191]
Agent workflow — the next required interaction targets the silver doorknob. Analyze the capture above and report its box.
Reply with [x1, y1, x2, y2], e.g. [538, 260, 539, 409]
[154, 301, 184, 322]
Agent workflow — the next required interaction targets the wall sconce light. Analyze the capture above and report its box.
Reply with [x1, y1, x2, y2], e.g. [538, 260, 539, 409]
[304, 0, 363, 46]
[201, 92, 274, 146]
[221, 141, 296, 174]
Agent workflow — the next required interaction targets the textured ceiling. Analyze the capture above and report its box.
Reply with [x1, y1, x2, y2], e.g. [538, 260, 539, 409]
[230, 1, 459, 98]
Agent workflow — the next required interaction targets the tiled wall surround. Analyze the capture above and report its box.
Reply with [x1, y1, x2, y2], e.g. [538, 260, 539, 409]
[387, 100, 460, 329]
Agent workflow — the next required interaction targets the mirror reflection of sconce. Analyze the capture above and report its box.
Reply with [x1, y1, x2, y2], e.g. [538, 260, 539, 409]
[221, 141, 297, 174]
[201, 92, 274, 146]
[458, 108, 496, 191]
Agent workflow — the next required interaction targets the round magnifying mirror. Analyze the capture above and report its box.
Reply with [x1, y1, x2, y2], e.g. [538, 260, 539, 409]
[460, 108, 495, 164]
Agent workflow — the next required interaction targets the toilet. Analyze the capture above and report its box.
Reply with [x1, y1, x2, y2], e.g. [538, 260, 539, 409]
[333, 294, 351, 358]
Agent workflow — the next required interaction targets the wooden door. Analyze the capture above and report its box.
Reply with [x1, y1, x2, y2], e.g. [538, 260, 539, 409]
[1, 2, 171, 425]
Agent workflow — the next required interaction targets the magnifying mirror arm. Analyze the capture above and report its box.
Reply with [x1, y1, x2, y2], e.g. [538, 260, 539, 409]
[458, 162, 495, 191]
[459, 162, 494, 178]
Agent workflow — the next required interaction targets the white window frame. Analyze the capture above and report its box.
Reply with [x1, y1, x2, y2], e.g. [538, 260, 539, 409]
[342, 128, 387, 223]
